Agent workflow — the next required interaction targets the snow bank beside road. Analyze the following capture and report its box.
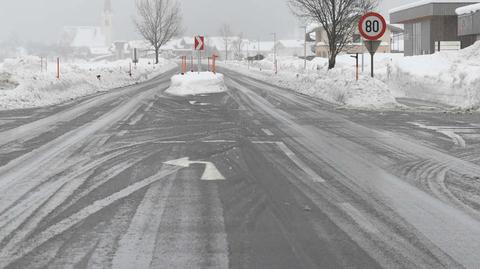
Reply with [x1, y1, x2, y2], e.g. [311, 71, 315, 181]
[0, 56, 175, 110]
[386, 42, 480, 109]
[224, 57, 399, 109]
[225, 41, 480, 110]
[165, 72, 227, 96]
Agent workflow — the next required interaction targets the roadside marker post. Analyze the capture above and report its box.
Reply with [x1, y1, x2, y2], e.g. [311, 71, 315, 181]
[180, 56, 187, 74]
[212, 54, 218, 73]
[358, 12, 387, 78]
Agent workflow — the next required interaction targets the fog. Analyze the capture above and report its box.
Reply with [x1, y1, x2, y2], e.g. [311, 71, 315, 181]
[0, 0, 418, 44]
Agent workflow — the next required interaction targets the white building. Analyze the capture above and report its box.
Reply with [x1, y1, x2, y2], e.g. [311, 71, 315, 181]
[59, 0, 113, 57]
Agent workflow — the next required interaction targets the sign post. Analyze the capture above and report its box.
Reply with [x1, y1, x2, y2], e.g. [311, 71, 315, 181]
[350, 53, 359, 81]
[194, 36, 205, 73]
[133, 48, 138, 68]
[358, 12, 387, 78]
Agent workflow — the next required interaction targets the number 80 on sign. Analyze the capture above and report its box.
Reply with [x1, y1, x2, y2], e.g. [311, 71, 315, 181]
[358, 12, 387, 41]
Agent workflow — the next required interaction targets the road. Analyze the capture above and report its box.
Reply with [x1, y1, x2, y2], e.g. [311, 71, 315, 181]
[1, 66, 480, 268]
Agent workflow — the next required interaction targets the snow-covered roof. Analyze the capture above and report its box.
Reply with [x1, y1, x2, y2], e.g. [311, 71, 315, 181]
[390, 0, 480, 14]
[456, 2, 480, 14]
[61, 26, 110, 55]
[66, 26, 107, 48]
[307, 23, 321, 33]
[277, 40, 305, 48]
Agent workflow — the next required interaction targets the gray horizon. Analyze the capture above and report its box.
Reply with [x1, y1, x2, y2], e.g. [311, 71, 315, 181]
[0, 0, 417, 44]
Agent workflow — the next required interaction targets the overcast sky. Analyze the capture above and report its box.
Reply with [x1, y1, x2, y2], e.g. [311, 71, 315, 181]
[0, 0, 418, 43]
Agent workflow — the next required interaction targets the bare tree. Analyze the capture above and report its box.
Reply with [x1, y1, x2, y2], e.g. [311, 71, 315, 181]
[218, 23, 231, 62]
[289, 0, 377, 69]
[134, 0, 183, 64]
[231, 32, 244, 60]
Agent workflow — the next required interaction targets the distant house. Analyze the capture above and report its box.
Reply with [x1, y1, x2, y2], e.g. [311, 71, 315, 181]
[275, 40, 314, 57]
[390, 0, 480, 56]
[60, 26, 111, 56]
[59, 0, 114, 58]
[310, 24, 403, 58]
[456, 3, 480, 42]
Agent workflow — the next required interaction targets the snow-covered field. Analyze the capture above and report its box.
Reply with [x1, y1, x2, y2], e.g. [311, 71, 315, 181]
[223, 41, 480, 110]
[165, 72, 227, 96]
[0, 56, 175, 110]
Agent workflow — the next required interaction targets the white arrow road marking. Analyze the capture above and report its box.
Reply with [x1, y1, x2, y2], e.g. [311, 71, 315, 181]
[164, 157, 225, 181]
[261, 128, 274, 136]
[409, 122, 466, 148]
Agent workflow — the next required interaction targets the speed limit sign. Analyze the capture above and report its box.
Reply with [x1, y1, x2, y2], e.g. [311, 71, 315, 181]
[358, 12, 387, 41]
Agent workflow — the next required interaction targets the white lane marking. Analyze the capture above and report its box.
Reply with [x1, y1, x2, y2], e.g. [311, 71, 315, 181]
[339, 203, 379, 235]
[202, 140, 237, 143]
[409, 122, 466, 148]
[145, 102, 155, 112]
[253, 120, 261, 125]
[251, 141, 279, 144]
[262, 128, 274, 136]
[189, 100, 210, 106]
[129, 114, 144, 126]
[0, 167, 181, 268]
[112, 171, 176, 269]
[275, 142, 326, 183]
[253, 141, 325, 183]
[153, 140, 236, 144]
[117, 130, 128, 137]
[164, 157, 225, 181]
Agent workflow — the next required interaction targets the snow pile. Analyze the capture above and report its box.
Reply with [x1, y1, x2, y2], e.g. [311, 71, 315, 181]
[225, 41, 480, 110]
[225, 56, 399, 109]
[386, 41, 480, 108]
[0, 56, 175, 110]
[165, 72, 227, 96]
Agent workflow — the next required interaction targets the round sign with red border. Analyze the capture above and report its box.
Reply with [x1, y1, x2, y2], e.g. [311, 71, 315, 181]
[358, 12, 387, 41]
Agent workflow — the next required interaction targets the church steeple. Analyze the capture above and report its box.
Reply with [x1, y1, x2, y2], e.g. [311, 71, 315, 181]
[102, 0, 113, 47]
[104, 0, 112, 13]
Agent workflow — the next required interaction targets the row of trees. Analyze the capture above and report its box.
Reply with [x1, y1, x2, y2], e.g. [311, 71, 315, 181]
[133, 0, 377, 69]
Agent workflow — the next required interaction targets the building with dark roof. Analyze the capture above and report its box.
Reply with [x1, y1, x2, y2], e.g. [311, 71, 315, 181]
[390, 0, 480, 56]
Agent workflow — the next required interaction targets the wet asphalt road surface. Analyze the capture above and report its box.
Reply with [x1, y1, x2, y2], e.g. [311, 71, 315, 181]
[1, 66, 480, 268]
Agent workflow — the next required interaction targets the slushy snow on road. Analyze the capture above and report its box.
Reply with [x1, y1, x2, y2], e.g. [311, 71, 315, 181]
[165, 72, 227, 96]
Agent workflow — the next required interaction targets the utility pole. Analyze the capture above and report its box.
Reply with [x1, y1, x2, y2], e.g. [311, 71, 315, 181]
[246, 40, 250, 69]
[271, 33, 277, 75]
[258, 38, 260, 58]
[56, 57, 60, 79]
[300, 26, 307, 70]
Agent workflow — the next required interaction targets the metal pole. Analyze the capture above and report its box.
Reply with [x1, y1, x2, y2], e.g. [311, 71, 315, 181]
[272, 33, 277, 75]
[247, 41, 250, 70]
[198, 50, 201, 73]
[56, 57, 60, 79]
[362, 53, 364, 73]
[371, 53, 374, 78]
[303, 26, 307, 70]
